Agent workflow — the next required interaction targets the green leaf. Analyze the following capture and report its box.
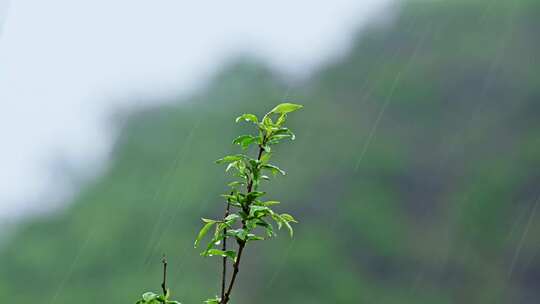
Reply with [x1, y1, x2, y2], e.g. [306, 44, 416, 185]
[268, 128, 296, 143]
[224, 213, 240, 222]
[262, 115, 274, 127]
[283, 220, 294, 237]
[224, 213, 240, 226]
[215, 154, 248, 164]
[262, 164, 286, 176]
[245, 218, 259, 230]
[256, 220, 275, 237]
[228, 228, 248, 241]
[157, 294, 167, 302]
[246, 234, 265, 241]
[142, 292, 159, 302]
[270, 103, 303, 114]
[235, 113, 258, 124]
[249, 205, 273, 217]
[280, 213, 298, 223]
[246, 191, 266, 202]
[232, 135, 257, 149]
[261, 200, 280, 206]
[270, 213, 296, 237]
[280, 213, 296, 237]
[227, 181, 245, 188]
[276, 113, 287, 126]
[204, 297, 221, 304]
[260, 152, 272, 164]
[205, 249, 237, 260]
[225, 161, 235, 172]
[194, 221, 216, 248]
[271, 213, 284, 230]
[221, 194, 238, 202]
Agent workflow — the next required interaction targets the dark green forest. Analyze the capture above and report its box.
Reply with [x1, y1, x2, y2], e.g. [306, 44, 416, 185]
[2, 0, 540, 303]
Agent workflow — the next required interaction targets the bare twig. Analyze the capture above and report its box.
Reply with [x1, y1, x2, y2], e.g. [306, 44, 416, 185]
[161, 255, 168, 296]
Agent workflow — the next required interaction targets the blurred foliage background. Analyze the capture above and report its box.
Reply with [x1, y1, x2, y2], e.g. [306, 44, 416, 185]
[2, 0, 540, 303]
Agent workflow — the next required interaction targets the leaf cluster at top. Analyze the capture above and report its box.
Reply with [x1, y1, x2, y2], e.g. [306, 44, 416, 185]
[195, 103, 303, 262]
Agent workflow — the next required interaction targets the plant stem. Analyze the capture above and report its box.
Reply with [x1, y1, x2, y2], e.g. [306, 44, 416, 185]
[161, 255, 168, 296]
[221, 143, 265, 304]
[221, 240, 245, 303]
[220, 201, 231, 301]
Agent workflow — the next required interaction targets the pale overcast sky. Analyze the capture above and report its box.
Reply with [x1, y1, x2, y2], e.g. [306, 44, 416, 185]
[0, 0, 394, 221]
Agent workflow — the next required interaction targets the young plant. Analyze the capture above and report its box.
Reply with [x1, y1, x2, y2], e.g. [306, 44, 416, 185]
[134, 103, 303, 304]
[135, 256, 181, 304]
[195, 103, 303, 304]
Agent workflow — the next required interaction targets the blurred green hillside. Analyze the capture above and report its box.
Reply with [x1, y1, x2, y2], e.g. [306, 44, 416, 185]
[2, 0, 540, 303]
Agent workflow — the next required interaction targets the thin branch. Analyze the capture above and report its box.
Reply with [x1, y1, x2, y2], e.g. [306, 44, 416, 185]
[161, 254, 168, 296]
[221, 240, 245, 303]
[220, 199, 231, 301]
